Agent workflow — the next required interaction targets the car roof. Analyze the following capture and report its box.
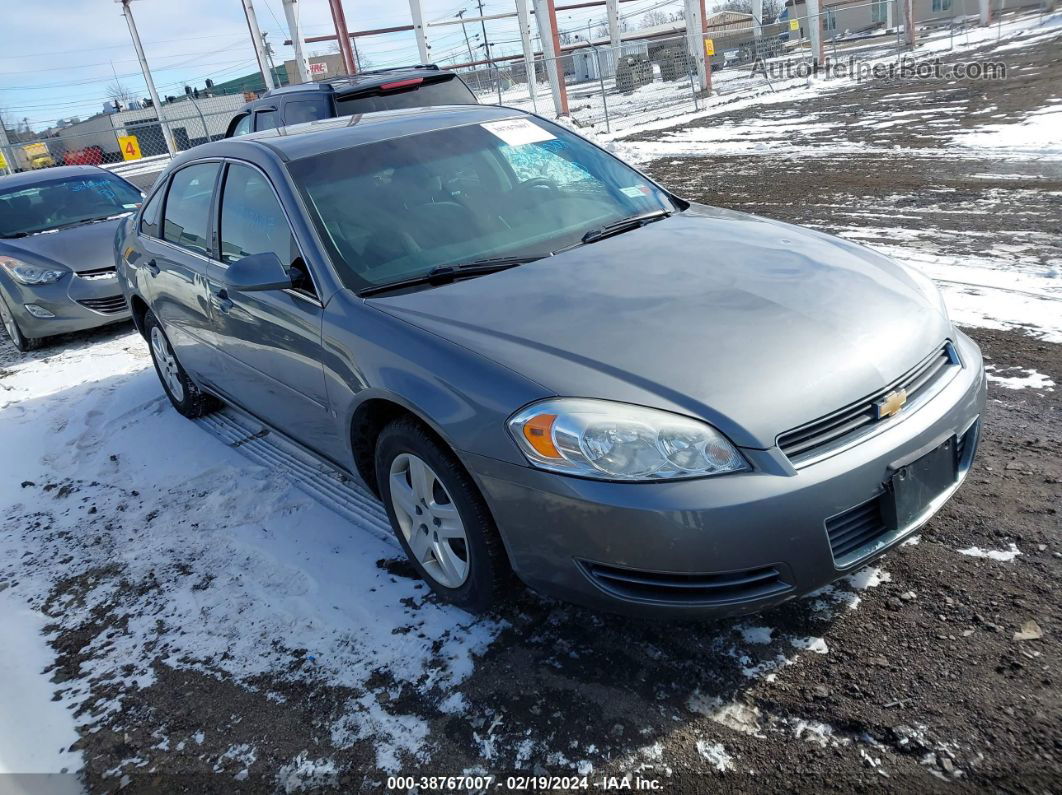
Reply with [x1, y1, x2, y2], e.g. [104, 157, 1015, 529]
[176, 104, 532, 166]
[0, 165, 109, 190]
[262, 65, 448, 99]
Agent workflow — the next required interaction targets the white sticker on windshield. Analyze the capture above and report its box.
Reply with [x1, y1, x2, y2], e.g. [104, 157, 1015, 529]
[481, 118, 556, 146]
[620, 185, 652, 198]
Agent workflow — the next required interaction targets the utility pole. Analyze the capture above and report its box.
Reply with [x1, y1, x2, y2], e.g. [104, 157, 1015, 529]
[0, 122, 13, 175]
[119, 0, 175, 155]
[327, 0, 358, 75]
[241, 0, 276, 90]
[262, 33, 280, 86]
[282, 0, 310, 83]
[457, 10, 476, 63]
[475, 0, 496, 90]
[475, 0, 493, 59]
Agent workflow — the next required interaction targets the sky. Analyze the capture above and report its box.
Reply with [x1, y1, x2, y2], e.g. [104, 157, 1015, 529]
[0, 0, 688, 132]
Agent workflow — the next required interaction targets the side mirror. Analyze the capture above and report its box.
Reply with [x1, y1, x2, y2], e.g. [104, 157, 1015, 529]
[223, 252, 293, 292]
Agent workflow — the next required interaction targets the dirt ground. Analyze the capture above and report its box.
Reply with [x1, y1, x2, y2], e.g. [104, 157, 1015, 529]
[1, 24, 1060, 795]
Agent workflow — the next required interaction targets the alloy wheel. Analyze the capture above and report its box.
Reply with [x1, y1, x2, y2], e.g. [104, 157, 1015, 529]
[389, 452, 470, 588]
[150, 326, 185, 403]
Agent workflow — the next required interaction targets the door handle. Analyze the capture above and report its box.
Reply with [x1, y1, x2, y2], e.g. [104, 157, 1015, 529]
[214, 288, 234, 314]
[146, 259, 160, 276]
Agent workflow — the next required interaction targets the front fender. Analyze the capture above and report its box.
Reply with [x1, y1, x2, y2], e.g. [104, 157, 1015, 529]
[321, 289, 554, 470]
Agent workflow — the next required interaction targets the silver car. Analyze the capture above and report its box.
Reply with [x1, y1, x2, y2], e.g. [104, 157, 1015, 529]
[117, 106, 985, 618]
[0, 165, 141, 351]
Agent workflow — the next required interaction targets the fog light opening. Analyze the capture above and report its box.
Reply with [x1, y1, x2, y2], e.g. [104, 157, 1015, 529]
[24, 304, 56, 319]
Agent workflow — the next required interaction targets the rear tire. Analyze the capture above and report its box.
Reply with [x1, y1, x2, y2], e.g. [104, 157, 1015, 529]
[144, 311, 219, 419]
[0, 294, 41, 352]
[375, 417, 511, 613]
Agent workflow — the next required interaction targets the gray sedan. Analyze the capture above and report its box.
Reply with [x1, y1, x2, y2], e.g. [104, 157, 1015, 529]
[0, 165, 141, 350]
[116, 106, 985, 618]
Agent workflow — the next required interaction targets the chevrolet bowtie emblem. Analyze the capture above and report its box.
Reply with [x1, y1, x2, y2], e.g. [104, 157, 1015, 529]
[876, 388, 908, 419]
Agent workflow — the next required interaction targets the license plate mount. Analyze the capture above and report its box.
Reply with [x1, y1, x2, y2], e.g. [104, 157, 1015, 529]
[884, 438, 957, 530]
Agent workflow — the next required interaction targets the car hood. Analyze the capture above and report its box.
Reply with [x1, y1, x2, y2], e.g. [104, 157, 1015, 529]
[369, 204, 952, 448]
[1, 216, 127, 274]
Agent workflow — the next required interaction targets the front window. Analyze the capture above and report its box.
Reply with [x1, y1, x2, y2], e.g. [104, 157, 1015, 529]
[0, 174, 143, 238]
[231, 113, 253, 137]
[288, 117, 677, 292]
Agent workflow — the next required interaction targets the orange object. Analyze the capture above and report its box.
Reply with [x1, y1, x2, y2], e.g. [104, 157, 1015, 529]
[523, 414, 560, 458]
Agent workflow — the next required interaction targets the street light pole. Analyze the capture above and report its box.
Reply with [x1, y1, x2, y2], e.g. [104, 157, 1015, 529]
[119, 0, 175, 155]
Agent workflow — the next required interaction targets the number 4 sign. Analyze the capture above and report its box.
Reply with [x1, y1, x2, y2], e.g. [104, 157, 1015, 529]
[118, 135, 142, 161]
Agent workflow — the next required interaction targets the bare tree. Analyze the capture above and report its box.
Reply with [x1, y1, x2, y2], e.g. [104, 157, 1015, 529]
[716, 0, 784, 23]
[106, 81, 134, 108]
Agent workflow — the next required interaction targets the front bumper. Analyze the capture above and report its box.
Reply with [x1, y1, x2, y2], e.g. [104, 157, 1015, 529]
[468, 330, 986, 619]
[1, 269, 130, 339]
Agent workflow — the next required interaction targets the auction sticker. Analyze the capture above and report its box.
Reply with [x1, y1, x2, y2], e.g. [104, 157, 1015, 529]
[481, 118, 556, 146]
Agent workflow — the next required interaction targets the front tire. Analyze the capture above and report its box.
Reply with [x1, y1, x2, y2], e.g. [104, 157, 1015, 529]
[0, 294, 41, 352]
[375, 418, 510, 612]
[144, 312, 218, 418]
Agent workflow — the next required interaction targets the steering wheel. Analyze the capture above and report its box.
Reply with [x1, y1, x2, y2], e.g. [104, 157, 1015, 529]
[519, 177, 558, 192]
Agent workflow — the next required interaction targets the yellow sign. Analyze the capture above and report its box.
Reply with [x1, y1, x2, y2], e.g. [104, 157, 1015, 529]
[704, 38, 715, 57]
[0, 150, 7, 170]
[789, 18, 800, 31]
[118, 135, 142, 161]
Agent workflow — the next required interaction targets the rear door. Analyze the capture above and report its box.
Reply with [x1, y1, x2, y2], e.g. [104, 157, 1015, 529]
[139, 161, 223, 385]
[202, 160, 338, 457]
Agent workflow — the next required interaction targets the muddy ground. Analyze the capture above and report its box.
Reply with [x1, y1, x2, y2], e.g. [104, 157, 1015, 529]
[1, 22, 1060, 795]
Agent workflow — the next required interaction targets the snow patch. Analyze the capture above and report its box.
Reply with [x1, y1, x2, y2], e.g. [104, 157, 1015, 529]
[695, 740, 734, 772]
[958, 543, 1022, 562]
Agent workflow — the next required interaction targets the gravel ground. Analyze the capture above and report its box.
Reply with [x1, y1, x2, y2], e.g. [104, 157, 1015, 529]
[2, 20, 1060, 794]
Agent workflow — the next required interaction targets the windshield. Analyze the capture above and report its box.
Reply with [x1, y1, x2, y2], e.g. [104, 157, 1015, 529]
[0, 174, 142, 238]
[288, 116, 678, 292]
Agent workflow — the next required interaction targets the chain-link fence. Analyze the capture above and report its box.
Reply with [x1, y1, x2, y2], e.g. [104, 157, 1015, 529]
[0, 96, 244, 182]
[452, 0, 1046, 134]
[1, 2, 1049, 180]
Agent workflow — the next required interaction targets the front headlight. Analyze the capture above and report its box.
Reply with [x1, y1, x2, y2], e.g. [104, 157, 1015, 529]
[507, 398, 748, 481]
[0, 256, 67, 285]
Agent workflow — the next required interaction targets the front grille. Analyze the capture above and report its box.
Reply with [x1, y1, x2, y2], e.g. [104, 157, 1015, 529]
[579, 560, 792, 606]
[826, 497, 888, 565]
[78, 295, 128, 315]
[778, 343, 958, 464]
[76, 266, 117, 281]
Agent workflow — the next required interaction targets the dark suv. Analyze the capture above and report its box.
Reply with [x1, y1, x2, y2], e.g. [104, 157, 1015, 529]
[224, 65, 478, 137]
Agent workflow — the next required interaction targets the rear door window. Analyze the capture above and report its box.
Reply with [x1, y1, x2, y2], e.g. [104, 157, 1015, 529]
[162, 163, 220, 254]
[284, 99, 330, 126]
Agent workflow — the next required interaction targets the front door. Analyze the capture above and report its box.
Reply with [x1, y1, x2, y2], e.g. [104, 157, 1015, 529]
[203, 161, 340, 458]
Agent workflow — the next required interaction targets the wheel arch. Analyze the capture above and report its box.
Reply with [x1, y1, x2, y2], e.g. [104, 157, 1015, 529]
[128, 293, 150, 339]
[350, 395, 458, 498]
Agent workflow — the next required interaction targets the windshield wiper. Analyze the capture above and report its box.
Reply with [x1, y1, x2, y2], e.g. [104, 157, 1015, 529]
[359, 255, 543, 297]
[53, 213, 129, 231]
[578, 210, 672, 246]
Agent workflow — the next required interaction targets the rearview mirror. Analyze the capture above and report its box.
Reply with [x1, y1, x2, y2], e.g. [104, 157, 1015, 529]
[223, 252, 293, 292]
